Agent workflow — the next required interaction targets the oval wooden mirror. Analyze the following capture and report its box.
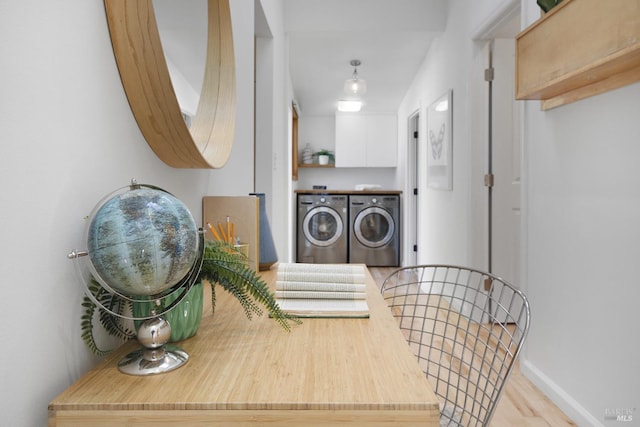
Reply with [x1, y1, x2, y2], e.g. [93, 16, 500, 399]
[104, 0, 236, 168]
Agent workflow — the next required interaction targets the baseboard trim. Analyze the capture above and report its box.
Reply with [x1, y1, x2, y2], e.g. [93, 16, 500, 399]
[520, 359, 604, 427]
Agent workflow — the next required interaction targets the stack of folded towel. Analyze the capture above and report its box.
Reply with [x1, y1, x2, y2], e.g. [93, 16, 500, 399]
[274, 263, 369, 318]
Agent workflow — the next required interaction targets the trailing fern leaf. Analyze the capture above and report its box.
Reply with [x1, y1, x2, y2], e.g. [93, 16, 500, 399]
[80, 240, 300, 356]
[199, 240, 301, 332]
[80, 277, 135, 357]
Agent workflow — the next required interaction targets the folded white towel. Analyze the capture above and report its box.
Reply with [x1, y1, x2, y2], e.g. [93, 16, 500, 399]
[354, 184, 382, 191]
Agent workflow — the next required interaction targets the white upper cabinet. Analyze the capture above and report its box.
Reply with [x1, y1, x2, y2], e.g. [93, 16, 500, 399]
[335, 114, 366, 167]
[365, 114, 397, 167]
[335, 113, 397, 167]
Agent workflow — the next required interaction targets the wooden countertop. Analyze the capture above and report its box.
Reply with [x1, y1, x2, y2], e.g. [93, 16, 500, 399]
[48, 267, 438, 426]
[295, 189, 402, 195]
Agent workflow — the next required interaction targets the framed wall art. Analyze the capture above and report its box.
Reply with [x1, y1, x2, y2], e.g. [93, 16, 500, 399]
[426, 90, 453, 190]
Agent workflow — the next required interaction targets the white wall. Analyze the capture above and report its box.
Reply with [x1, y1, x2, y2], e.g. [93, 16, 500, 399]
[519, 3, 640, 425]
[523, 83, 640, 426]
[397, 0, 481, 267]
[206, 0, 294, 266]
[255, 0, 293, 264]
[398, 0, 640, 425]
[298, 115, 335, 159]
[207, 1, 256, 196]
[0, 1, 211, 425]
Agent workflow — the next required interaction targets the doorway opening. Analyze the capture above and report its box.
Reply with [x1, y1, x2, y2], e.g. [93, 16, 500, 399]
[471, 0, 523, 319]
[406, 110, 420, 266]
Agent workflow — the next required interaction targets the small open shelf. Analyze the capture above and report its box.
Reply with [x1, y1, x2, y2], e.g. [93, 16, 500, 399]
[516, 0, 640, 110]
[298, 163, 335, 169]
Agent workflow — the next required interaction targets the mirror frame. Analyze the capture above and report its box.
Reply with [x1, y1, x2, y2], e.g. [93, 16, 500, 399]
[104, 0, 236, 168]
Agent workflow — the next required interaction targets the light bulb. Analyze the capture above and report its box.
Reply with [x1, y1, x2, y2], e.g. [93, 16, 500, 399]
[344, 77, 367, 95]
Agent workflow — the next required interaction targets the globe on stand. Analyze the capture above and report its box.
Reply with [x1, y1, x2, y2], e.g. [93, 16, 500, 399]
[68, 180, 204, 375]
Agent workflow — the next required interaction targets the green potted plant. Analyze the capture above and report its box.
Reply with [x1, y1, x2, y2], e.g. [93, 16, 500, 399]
[537, 0, 563, 12]
[81, 240, 300, 356]
[313, 149, 335, 165]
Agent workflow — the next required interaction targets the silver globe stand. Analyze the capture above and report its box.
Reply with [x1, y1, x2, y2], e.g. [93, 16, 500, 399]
[118, 313, 189, 375]
[69, 229, 205, 376]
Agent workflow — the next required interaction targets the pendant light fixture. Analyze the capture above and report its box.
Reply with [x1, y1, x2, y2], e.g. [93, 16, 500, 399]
[343, 59, 366, 95]
[338, 59, 365, 112]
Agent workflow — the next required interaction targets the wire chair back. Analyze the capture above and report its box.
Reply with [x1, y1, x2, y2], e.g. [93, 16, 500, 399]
[381, 265, 530, 427]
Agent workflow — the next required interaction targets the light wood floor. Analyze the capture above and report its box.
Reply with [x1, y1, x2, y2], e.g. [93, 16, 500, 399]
[369, 267, 576, 427]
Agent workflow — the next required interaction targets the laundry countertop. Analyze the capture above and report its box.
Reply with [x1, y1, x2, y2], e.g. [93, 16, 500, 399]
[295, 189, 402, 195]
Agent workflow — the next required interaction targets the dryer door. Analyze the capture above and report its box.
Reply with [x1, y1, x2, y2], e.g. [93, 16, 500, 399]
[354, 207, 395, 248]
[302, 206, 344, 247]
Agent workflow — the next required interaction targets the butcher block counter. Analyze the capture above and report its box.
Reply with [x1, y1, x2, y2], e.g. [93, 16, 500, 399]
[48, 267, 438, 426]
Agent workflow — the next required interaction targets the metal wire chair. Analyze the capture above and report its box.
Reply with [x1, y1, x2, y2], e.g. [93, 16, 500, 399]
[381, 265, 530, 427]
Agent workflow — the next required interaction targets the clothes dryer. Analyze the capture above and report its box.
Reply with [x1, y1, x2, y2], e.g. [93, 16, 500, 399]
[349, 194, 400, 266]
[297, 194, 348, 263]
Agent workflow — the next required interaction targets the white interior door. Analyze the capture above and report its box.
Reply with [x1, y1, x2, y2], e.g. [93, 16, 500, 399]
[407, 111, 419, 266]
[470, 1, 523, 323]
[491, 38, 521, 288]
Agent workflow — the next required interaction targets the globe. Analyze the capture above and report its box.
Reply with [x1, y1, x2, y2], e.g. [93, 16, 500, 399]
[87, 186, 199, 297]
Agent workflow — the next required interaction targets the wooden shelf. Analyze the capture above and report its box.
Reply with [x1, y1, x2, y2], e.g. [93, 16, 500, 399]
[516, 0, 640, 110]
[298, 163, 335, 168]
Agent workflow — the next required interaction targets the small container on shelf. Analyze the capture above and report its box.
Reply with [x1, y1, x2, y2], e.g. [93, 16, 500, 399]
[301, 143, 314, 164]
[313, 149, 335, 165]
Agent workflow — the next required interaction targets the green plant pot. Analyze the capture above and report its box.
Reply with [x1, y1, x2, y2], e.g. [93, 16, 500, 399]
[537, 0, 557, 12]
[132, 282, 204, 342]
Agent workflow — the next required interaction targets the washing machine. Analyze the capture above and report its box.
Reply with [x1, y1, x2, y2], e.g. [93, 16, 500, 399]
[297, 194, 348, 263]
[349, 194, 400, 266]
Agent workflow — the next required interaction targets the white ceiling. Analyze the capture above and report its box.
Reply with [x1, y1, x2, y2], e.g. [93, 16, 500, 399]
[284, 0, 448, 116]
[153, 0, 449, 117]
